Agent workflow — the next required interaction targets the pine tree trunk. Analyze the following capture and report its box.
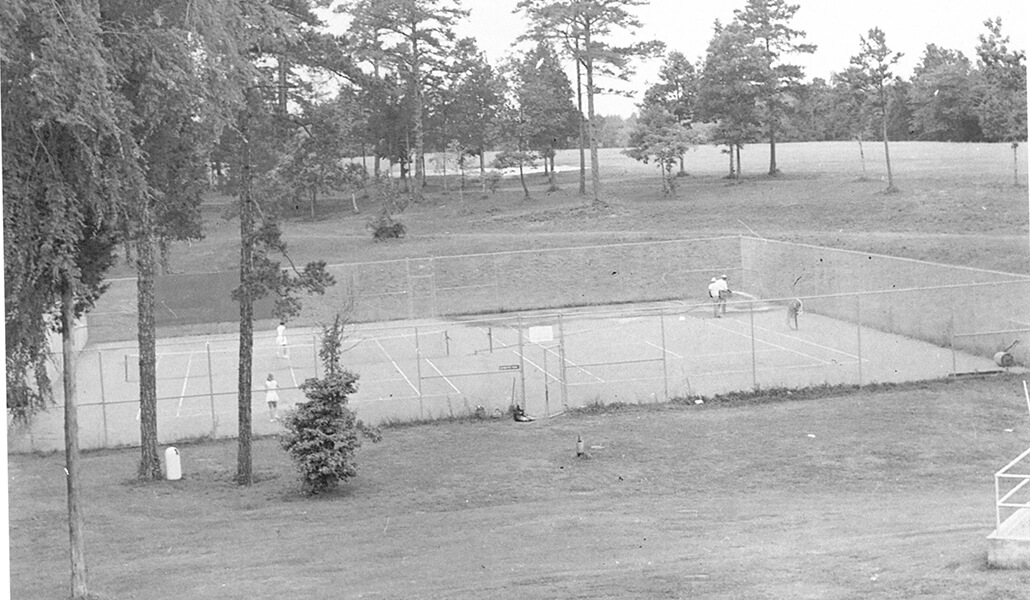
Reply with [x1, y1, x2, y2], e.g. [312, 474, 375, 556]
[411, 25, 424, 202]
[584, 30, 601, 204]
[237, 107, 254, 487]
[137, 202, 161, 480]
[62, 283, 89, 598]
[858, 135, 866, 179]
[519, 162, 529, 199]
[768, 120, 778, 175]
[882, 113, 895, 191]
[575, 42, 586, 196]
[479, 152, 486, 193]
[1012, 142, 1019, 187]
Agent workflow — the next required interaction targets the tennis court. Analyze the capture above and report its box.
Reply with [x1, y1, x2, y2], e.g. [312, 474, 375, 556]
[12, 290, 1005, 453]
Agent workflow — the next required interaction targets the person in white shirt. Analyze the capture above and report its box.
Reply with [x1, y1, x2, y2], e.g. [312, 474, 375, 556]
[265, 373, 281, 421]
[707, 277, 721, 317]
[714, 275, 730, 317]
[275, 321, 289, 358]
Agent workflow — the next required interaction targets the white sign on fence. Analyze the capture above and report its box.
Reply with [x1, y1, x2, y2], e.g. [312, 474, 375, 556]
[528, 325, 553, 343]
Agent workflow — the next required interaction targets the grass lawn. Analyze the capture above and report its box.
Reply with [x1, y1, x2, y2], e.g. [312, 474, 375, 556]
[102, 141, 1029, 282]
[10, 374, 1030, 599]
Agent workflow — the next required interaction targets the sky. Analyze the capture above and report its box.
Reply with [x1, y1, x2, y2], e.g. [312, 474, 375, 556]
[320, 0, 1028, 117]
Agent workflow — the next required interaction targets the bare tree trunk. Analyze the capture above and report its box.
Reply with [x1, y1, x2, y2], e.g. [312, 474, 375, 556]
[411, 26, 425, 202]
[768, 120, 778, 175]
[1013, 142, 1020, 187]
[519, 162, 529, 199]
[728, 146, 734, 178]
[882, 113, 896, 192]
[584, 34, 601, 204]
[575, 41, 586, 196]
[479, 151, 486, 193]
[736, 144, 742, 179]
[237, 106, 255, 487]
[858, 135, 867, 179]
[136, 201, 161, 480]
[62, 284, 89, 598]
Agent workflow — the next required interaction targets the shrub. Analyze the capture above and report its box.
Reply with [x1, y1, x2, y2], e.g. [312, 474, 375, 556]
[368, 213, 406, 241]
[280, 315, 381, 495]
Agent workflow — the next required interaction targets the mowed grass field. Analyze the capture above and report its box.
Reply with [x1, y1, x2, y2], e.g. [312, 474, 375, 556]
[103, 140, 1028, 284]
[10, 375, 1030, 599]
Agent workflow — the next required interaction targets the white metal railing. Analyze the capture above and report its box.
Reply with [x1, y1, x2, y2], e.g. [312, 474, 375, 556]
[995, 446, 1030, 538]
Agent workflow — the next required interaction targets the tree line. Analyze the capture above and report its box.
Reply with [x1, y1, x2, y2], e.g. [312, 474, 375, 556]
[625, 4, 1027, 193]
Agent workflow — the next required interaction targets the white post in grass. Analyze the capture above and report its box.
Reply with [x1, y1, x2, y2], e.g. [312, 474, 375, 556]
[415, 326, 424, 419]
[98, 352, 108, 448]
[207, 342, 216, 438]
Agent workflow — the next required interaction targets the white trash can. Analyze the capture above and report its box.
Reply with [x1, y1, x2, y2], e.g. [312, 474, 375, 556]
[165, 447, 182, 481]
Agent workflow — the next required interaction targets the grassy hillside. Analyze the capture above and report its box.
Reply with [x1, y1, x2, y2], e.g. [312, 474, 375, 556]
[107, 141, 1028, 280]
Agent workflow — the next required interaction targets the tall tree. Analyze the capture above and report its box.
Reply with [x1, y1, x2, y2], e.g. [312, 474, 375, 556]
[908, 45, 981, 141]
[515, 42, 581, 190]
[624, 103, 697, 194]
[733, 0, 815, 175]
[974, 17, 1027, 185]
[832, 66, 875, 178]
[100, 0, 235, 481]
[219, 0, 338, 486]
[697, 20, 765, 179]
[431, 37, 504, 190]
[342, 0, 468, 202]
[3, 0, 144, 595]
[848, 27, 903, 193]
[643, 50, 700, 175]
[517, 0, 663, 204]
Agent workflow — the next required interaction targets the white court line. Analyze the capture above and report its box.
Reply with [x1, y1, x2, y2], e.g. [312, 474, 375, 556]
[424, 358, 461, 393]
[747, 321, 863, 361]
[176, 352, 194, 417]
[646, 341, 683, 359]
[284, 352, 299, 388]
[374, 338, 419, 394]
[705, 319, 833, 366]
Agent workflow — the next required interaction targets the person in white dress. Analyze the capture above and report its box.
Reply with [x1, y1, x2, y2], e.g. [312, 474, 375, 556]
[265, 373, 281, 421]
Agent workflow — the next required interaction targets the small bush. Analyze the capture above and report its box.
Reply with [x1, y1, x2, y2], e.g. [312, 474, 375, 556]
[368, 213, 406, 241]
[280, 315, 381, 495]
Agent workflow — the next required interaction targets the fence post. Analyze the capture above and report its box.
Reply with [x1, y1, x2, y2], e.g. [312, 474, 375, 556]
[405, 258, 413, 320]
[949, 302, 957, 375]
[750, 300, 757, 389]
[98, 352, 108, 448]
[856, 295, 863, 386]
[660, 311, 669, 401]
[206, 342, 217, 438]
[491, 254, 499, 313]
[558, 313, 568, 411]
[517, 316, 526, 409]
[415, 326, 424, 419]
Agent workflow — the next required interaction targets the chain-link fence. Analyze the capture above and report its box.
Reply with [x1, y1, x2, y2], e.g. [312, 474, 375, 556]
[12, 237, 1029, 453]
